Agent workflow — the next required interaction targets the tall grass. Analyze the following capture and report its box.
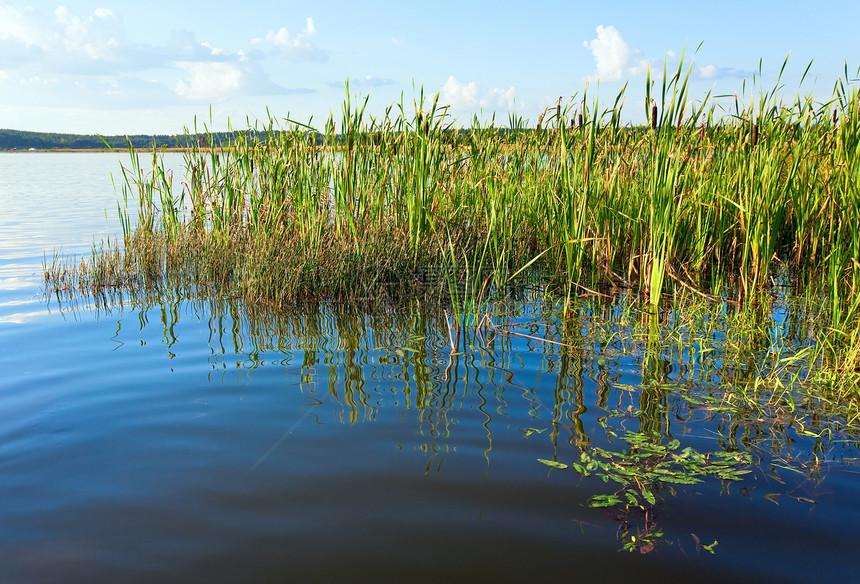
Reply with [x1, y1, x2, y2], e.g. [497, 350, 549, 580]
[46, 57, 860, 391]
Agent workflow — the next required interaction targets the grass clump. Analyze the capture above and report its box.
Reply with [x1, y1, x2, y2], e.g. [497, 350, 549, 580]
[44, 58, 860, 392]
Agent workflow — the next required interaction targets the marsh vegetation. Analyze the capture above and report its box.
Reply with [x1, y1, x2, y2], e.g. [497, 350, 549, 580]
[43, 58, 860, 554]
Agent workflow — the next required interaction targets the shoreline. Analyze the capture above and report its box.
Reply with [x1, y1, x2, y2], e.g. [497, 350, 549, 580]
[0, 147, 198, 153]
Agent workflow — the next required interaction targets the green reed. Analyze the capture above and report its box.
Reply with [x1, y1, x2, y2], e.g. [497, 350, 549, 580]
[45, 56, 860, 394]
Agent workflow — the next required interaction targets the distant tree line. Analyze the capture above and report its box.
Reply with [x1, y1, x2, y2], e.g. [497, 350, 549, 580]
[1, 126, 583, 152]
[0, 129, 235, 151]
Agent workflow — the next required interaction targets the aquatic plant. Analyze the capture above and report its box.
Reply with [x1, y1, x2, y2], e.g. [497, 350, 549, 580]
[43, 56, 860, 398]
[541, 430, 751, 553]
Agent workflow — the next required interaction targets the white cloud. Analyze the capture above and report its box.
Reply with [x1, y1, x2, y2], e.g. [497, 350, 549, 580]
[53, 6, 125, 63]
[364, 75, 394, 87]
[165, 30, 225, 63]
[202, 42, 227, 56]
[0, 5, 49, 47]
[440, 76, 517, 112]
[695, 64, 744, 80]
[0, 5, 313, 106]
[175, 62, 246, 100]
[174, 61, 301, 101]
[583, 25, 630, 82]
[0, 6, 330, 76]
[0, 5, 142, 73]
[699, 65, 719, 79]
[0, 6, 325, 131]
[582, 25, 649, 82]
[252, 17, 325, 62]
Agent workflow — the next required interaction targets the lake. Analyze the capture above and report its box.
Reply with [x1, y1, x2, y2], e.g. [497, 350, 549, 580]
[0, 152, 857, 583]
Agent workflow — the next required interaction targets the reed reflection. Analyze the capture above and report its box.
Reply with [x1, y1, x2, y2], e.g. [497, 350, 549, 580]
[56, 284, 860, 481]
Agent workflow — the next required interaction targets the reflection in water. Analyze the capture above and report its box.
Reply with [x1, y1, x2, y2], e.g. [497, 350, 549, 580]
[7, 286, 854, 582]
[97, 290, 608, 469]
[83, 288, 860, 478]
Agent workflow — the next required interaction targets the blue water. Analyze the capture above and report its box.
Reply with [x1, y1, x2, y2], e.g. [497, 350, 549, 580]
[0, 152, 857, 583]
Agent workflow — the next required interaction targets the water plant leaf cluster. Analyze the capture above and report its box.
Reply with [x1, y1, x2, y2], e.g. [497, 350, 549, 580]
[540, 430, 751, 553]
[566, 433, 753, 510]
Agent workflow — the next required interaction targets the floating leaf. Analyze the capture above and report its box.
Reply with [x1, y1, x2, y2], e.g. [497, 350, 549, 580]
[537, 459, 569, 469]
[702, 540, 719, 554]
[641, 487, 656, 506]
[524, 427, 547, 437]
[659, 475, 703, 485]
[590, 494, 622, 507]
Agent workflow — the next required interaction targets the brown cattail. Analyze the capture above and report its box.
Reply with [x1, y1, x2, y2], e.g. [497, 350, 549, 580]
[751, 119, 759, 147]
[833, 108, 838, 126]
[699, 120, 705, 142]
[578, 113, 583, 130]
[651, 104, 658, 131]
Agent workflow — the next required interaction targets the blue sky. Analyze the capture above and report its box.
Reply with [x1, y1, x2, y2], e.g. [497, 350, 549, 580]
[1, 1, 858, 134]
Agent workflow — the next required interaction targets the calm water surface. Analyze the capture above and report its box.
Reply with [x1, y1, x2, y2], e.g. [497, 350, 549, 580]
[0, 152, 857, 583]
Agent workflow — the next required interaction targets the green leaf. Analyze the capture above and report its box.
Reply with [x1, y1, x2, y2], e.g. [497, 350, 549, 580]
[641, 487, 656, 505]
[702, 540, 718, 554]
[658, 475, 702, 485]
[537, 459, 569, 469]
[589, 495, 622, 508]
